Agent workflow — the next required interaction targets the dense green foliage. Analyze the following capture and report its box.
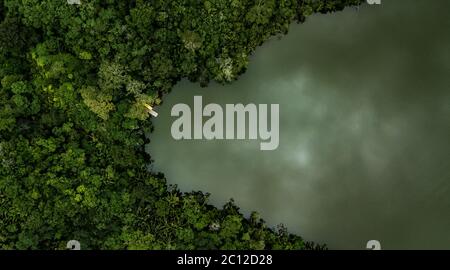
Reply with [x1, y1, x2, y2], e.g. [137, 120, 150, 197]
[0, 0, 363, 250]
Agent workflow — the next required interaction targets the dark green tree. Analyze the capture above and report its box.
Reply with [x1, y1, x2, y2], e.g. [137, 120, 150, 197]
[0, 0, 363, 250]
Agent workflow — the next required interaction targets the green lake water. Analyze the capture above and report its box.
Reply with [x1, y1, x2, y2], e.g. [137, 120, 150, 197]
[147, 1, 450, 249]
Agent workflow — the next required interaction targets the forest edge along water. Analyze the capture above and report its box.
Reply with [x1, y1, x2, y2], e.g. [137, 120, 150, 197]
[148, 1, 450, 249]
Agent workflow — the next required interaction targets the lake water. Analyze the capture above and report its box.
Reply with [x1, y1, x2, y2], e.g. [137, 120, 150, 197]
[147, 1, 450, 249]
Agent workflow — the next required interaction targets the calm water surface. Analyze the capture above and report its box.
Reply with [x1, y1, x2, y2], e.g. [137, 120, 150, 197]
[147, 1, 450, 249]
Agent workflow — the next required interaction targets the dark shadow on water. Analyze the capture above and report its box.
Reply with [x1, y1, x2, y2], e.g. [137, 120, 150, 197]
[148, 0, 450, 249]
